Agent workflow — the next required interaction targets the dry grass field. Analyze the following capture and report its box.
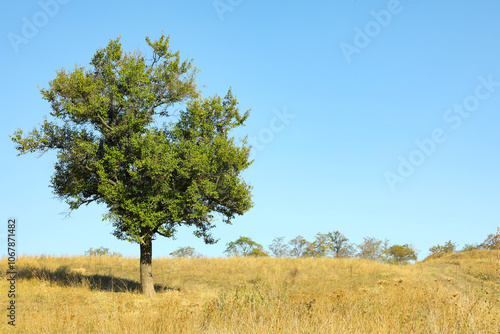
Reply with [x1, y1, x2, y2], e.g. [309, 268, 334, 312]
[1, 250, 499, 333]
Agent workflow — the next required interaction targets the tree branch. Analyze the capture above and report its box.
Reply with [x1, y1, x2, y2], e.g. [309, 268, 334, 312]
[80, 196, 101, 206]
[155, 229, 172, 238]
[97, 114, 113, 132]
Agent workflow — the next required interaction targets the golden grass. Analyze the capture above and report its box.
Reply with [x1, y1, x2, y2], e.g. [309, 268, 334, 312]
[424, 249, 500, 281]
[1, 252, 499, 333]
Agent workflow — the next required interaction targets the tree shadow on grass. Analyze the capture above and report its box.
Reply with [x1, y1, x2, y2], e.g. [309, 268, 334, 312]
[17, 265, 179, 293]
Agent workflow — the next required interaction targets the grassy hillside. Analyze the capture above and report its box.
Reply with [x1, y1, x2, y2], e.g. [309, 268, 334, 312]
[1, 251, 499, 333]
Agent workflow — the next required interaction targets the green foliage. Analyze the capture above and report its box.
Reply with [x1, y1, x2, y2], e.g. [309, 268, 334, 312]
[388, 244, 418, 264]
[429, 240, 457, 258]
[11, 33, 253, 246]
[169, 246, 201, 258]
[268, 237, 290, 258]
[380, 239, 392, 263]
[224, 237, 265, 257]
[247, 248, 269, 257]
[480, 227, 500, 250]
[85, 246, 122, 257]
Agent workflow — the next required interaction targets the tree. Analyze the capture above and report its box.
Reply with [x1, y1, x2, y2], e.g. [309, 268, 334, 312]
[313, 231, 355, 258]
[428, 240, 457, 258]
[480, 227, 500, 250]
[388, 244, 418, 264]
[85, 246, 122, 257]
[224, 236, 264, 257]
[289, 236, 318, 257]
[311, 233, 331, 257]
[357, 237, 384, 261]
[268, 237, 290, 258]
[169, 246, 201, 258]
[11, 34, 253, 297]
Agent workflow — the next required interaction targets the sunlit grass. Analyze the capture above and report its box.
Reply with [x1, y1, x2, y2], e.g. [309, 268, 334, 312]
[0, 251, 499, 333]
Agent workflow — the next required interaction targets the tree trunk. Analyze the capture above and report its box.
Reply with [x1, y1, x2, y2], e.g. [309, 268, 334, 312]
[140, 234, 156, 297]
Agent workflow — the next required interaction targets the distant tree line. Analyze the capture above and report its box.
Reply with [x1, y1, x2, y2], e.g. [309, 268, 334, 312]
[169, 230, 419, 264]
[427, 227, 500, 259]
[221, 232, 418, 264]
[88, 227, 500, 264]
[85, 246, 123, 257]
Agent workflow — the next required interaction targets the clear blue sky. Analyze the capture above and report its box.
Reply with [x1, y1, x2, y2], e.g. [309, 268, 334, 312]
[2, 0, 500, 260]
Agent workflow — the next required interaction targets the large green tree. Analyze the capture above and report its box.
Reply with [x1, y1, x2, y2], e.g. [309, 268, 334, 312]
[11, 34, 253, 297]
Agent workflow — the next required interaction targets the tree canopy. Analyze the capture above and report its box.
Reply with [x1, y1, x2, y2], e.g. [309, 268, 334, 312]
[388, 244, 418, 264]
[11, 34, 253, 296]
[224, 236, 265, 257]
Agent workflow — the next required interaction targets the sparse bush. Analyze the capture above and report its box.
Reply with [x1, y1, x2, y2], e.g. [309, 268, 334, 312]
[428, 240, 457, 258]
[268, 237, 290, 258]
[313, 231, 355, 258]
[461, 243, 480, 252]
[84, 247, 122, 257]
[480, 227, 500, 250]
[387, 244, 418, 264]
[357, 237, 385, 261]
[288, 236, 318, 257]
[169, 246, 202, 258]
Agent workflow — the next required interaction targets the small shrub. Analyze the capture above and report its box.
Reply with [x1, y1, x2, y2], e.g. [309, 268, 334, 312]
[428, 240, 457, 259]
[169, 246, 202, 258]
[461, 243, 480, 252]
[480, 227, 500, 250]
[85, 246, 122, 257]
